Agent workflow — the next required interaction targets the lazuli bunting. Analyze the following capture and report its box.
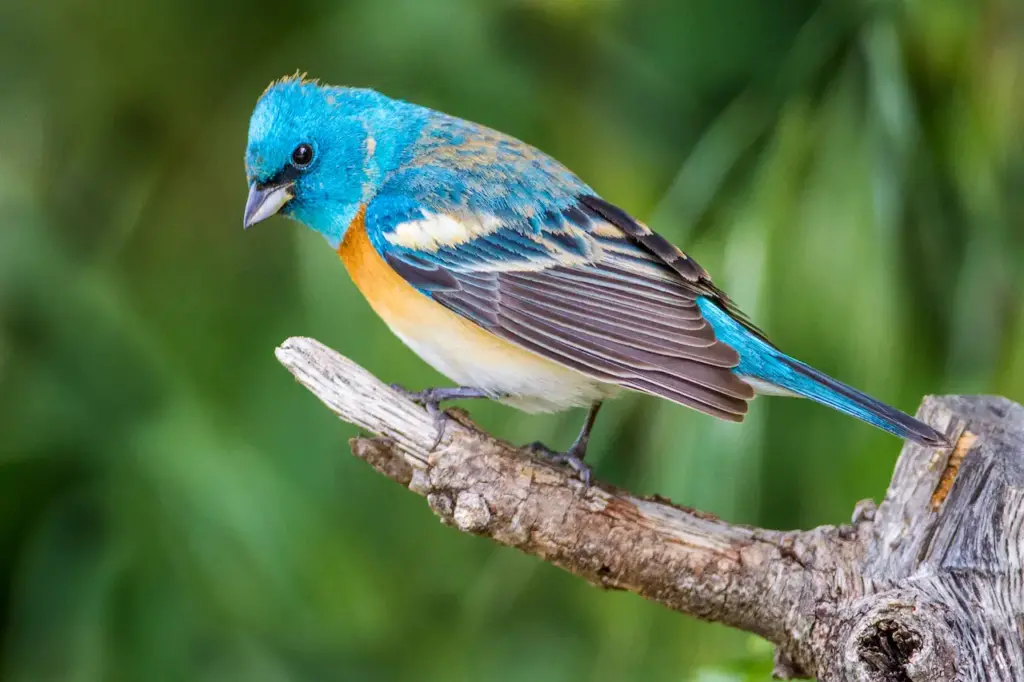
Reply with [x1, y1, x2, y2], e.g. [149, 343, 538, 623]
[243, 75, 946, 482]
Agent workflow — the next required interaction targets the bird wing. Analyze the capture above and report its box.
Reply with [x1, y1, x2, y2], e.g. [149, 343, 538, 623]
[364, 120, 763, 420]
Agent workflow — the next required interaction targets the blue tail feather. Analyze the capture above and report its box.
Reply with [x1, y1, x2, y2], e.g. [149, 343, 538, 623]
[697, 298, 947, 446]
[762, 355, 947, 446]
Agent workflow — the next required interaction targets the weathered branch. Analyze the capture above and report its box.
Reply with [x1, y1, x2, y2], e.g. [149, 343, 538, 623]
[276, 336, 1024, 681]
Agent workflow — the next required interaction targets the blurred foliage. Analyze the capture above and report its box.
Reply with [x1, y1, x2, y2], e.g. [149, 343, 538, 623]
[1, 0, 1022, 679]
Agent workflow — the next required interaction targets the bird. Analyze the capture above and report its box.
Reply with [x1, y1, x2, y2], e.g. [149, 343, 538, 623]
[243, 75, 948, 483]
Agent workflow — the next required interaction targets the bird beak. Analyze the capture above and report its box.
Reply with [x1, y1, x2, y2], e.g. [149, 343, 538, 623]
[243, 181, 294, 229]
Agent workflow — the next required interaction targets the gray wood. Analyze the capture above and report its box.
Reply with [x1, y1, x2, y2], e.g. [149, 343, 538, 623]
[276, 336, 1024, 680]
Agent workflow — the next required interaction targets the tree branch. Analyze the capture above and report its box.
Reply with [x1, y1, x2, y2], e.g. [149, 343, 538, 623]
[275, 336, 1024, 681]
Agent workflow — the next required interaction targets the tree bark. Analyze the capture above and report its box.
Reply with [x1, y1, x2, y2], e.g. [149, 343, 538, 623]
[275, 336, 1024, 681]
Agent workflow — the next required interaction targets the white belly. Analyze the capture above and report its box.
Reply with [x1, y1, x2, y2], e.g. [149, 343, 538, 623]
[389, 326, 619, 413]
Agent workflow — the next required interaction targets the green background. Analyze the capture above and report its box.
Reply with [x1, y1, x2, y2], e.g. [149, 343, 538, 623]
[1, 0, 1021, 680]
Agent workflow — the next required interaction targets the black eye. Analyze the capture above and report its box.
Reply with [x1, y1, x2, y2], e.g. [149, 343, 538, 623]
[291, 143, 314, 168]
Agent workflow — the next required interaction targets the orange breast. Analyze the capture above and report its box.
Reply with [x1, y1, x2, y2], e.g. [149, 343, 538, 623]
[337, 207, 531, 359]
[338, 207, 430, 323]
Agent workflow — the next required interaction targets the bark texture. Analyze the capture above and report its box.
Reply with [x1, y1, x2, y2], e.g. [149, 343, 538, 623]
[276, 336, 1024, 681]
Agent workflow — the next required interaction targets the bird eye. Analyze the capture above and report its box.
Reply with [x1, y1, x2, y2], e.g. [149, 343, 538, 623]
[291, 143, 314, 168]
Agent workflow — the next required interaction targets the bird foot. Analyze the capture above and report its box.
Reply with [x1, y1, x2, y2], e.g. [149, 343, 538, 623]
[524, 441, 592, 488]
[389, 385, 450, 450]
[390, 384, 493, 451]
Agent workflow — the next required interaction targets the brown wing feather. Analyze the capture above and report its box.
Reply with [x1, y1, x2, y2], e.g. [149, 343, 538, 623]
[390, 196, 761, 420]
[433, 260, 755, 420]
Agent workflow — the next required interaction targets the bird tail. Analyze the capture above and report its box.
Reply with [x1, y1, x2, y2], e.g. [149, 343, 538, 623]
[693, 299, 947, 446]
[752, 354, 948, 447]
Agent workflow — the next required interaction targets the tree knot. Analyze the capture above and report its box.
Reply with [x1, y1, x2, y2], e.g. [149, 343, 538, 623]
[837, 595, 957, 682]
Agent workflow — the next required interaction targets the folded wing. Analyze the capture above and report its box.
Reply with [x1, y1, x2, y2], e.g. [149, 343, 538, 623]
[372, 205, 761, 420]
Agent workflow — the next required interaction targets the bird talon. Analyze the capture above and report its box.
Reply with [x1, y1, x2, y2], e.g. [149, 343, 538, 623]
[390, 385, 493, 451]
[524, 441, 593, 487]
[425, 403, 449, 451]
[428, 419, 447, 452]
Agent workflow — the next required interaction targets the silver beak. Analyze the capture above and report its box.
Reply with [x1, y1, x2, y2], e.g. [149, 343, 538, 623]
[243, 181, 294, 229]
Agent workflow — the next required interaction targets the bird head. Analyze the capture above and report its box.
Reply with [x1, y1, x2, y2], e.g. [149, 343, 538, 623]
[243, 75, 417, 245]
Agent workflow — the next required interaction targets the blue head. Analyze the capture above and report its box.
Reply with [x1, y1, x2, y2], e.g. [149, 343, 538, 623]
[243, 75, 423, 245]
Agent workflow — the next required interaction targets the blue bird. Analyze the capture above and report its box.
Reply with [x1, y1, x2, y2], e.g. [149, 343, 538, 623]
[243, 75, 947, 482]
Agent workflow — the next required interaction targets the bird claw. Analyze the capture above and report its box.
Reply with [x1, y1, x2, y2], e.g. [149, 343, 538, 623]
[524, 441, 593, 488]
[390, 384, 498, 452]
[390, 384, 450, 451]
[424, 402, 448, 452]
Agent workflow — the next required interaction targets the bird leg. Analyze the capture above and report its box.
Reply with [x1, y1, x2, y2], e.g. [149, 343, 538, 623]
[390, 385, 497, 450]
[525, 401, 603, 487]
